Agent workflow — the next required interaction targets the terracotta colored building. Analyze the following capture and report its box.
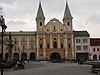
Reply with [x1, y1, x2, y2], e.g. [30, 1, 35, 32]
[90, 38, 100, 60]
[0, 2, 75, 61]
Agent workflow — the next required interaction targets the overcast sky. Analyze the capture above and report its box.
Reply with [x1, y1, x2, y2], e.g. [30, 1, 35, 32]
[0, 0, 100, 38]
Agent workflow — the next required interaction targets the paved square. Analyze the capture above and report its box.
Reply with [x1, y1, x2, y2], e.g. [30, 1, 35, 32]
[3, 62, 96, 75]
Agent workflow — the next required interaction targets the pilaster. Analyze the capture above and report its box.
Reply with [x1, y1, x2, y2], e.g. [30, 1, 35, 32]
[58, 34, 60, 48]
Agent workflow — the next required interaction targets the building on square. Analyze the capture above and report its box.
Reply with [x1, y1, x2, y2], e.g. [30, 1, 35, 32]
[90, 38, 100, 60]
[73, 31, 90, 61]
[0, 1, 90, 61]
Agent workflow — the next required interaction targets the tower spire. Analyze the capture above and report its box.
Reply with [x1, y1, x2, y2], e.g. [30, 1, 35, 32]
[63, 1, 73, 20]
[36, 1, 45, 19]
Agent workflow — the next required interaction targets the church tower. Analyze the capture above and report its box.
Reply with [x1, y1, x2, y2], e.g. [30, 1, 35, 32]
[63, 1, 73, 59]
[36, 1, 45, 32]
[36, 1, 46, 60]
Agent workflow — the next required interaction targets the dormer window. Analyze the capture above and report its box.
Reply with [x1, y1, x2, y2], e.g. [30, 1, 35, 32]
[40, 22, 42, 26]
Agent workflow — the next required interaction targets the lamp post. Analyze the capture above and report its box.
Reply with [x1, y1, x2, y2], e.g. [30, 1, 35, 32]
[7, 32, 14, 62]
[0, 15, 7, 75]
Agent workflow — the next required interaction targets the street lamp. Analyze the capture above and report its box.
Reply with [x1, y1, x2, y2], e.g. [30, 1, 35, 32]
[7, 32, 14, 62]
[0, 15, 7, 75]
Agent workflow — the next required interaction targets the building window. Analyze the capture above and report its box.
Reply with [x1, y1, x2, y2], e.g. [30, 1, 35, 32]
[83, 45, 88, 50]
[47, 29, 49, 31]
[61, 44, 63, 48]
[40, 44, 42, 49]
[97, 48, 99, 51]
[15, 46, 17, 51]
[22, 44, 26, 49]
[76, 46, 81, 50]
[31, 44, 34, 49]
[40, 39, 42, 40]
[54, 42, 57, 48]
[83, 39, 87, 43]
[54, 25, 56, 30]
[68, 38, 70, 40]
[54, 38, 56, 41]
[40, 22, 42, 26]
[47, 44, 49, 49]
[30, 38, 33, 41]
[14, 38, 17, 42]
[68, 44, 70, 48]
[67, 22, 70, 26]
[22, 38, 26, 42]
[76, 39, 81, 43]
[61, 29, 62, 31]
[93, 48, 95, 52]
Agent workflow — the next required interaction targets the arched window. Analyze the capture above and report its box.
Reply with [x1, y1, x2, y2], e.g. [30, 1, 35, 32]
[93, 55, 97, 60]
[67, 22, 70, 26]
[40, 22, 42, 26]
[54, 42, 57, 48]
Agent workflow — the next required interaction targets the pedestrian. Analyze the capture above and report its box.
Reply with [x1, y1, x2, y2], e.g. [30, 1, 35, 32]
[77, 57, 80, 65]
[80, 58, 83, 65]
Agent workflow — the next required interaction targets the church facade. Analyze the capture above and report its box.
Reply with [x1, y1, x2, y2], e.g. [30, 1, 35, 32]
[35, 2, 74, 61]
[0, 2, 77, 61]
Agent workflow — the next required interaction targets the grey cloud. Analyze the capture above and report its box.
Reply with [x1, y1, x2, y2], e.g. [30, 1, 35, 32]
[7, 20, 26, 26]
[0, 0, 100, 37]
[86, 12, 100, 25]
[0, 0, 16, 5]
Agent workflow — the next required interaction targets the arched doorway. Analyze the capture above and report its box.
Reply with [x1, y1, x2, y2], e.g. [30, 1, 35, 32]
[99, 55, 100, 60]
[13, 53, 19, 62]
[21, 53, 27, 61]
[5, 53, 8, 61]
[50, 52, 61, 60]
[30, 52, 35, 61]
[93, 55, 97, 60]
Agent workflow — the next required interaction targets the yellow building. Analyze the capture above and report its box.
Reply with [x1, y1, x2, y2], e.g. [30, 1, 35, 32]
[0, 1, 75, 61]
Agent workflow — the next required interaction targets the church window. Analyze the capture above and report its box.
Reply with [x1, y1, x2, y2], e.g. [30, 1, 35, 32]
[40, 22, 42, 26]
[54, 38, 56, 40]
[40, 44, 42, 49]
[67, 22, 70, 26]
[47, 44, 50, 49]
[68, 38, 70, 40]
[61, 44, 63, 48]
[53, 21, 56, 23]
[68, 44, 70, 48]
[47, 29, 49, 31]
[54, 42, 57, 48]
[15, 46, 17, 51]
[54, 25, 56, 30]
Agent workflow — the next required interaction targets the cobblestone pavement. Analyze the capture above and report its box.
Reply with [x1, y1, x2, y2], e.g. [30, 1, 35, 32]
[3, 61, 96, 75]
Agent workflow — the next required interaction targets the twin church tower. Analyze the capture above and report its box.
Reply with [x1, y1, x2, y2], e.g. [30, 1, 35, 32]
[35, 1, 74, 60]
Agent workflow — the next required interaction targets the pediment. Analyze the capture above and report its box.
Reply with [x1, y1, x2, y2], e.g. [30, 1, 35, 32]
[45, 18, 64, 33]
